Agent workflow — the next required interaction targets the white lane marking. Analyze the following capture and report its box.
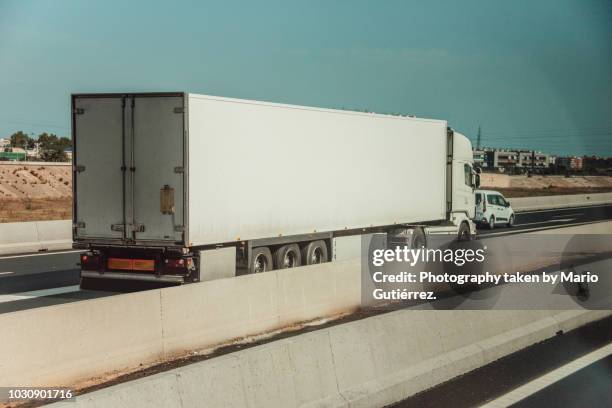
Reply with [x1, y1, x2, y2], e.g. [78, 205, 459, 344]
[0, 285, 80, 304]
[517, 204, 612, 214]
[0, 250, 83, 260]
[0, 271, 14, 275]
[480, 343, 612, 407]
[515, 218, 575, 226]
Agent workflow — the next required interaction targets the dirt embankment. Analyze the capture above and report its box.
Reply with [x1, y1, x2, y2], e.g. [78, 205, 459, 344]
[480, 174, 612, 197]
[0, 164, 72, 222]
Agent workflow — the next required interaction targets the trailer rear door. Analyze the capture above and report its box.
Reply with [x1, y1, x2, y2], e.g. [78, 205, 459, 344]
[130, 95, 185, 242]
[73, 96, 125, 240]
[73, 93, 185, 245]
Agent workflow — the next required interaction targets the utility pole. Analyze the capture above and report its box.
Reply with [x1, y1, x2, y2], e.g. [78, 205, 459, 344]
[476, 125, 482, 150]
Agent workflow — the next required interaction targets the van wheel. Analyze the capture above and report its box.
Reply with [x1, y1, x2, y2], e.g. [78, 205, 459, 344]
[275, 244, 302, 269]
[507, 214, 515, 227]
[488, 215, 495, 230]
[251, 247, 273, 273]
[457, 222, 471, 241]
[301, 240, 328, 265]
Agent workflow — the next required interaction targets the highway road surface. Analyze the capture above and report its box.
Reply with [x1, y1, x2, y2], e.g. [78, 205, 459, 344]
[0, 250, 81, 294]
[0, 250, 116, 314]
[390, 315, 612, 408]
[478, 204, 612, 237]
[1, 204, 611, 314]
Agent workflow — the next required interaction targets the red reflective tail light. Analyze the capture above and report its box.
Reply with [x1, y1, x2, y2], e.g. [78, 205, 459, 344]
[81, 253, 101, 270]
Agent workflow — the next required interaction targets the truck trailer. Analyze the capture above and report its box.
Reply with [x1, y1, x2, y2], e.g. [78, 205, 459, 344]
[72, 92, 478, 288]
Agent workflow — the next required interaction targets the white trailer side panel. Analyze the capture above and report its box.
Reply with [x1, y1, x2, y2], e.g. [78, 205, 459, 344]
[187, 94, 447, 246]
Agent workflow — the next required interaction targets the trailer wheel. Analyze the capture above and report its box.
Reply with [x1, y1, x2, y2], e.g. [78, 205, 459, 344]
[457, 222, 471, 242]
[275, 244, 302, 269]
[412, 228, 426, 249]
[251, 247, 273, 273]
[301, 240, 328, 265]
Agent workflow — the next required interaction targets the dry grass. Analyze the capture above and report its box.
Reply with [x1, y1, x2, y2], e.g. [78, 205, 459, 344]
[0, 197, 72, 223]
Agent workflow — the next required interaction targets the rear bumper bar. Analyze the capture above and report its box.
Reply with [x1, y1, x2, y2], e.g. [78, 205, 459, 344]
[81, 270, 185, 283]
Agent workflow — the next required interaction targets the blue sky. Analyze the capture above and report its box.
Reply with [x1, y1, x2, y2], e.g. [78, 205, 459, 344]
[1, 0, 611, 156]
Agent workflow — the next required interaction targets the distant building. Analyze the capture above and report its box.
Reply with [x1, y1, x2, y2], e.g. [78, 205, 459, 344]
[518, 151, 549, 168]
[493, 150, 519, 169]
[64, 147, 73, 160]
[0, 138, 10, 149]
[473, 149, 487, 168]
[557, 156, 583, 171]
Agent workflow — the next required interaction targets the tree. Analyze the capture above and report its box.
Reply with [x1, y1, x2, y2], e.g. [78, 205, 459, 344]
[37, 132, 71, 162]
[10, 131, 30, 148]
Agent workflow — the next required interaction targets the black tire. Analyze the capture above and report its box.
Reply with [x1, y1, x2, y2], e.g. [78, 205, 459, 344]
[411, 227, 426, 249]
[457, 222, 471, 241]
[507, 214, 515, 228]
[301, 240, 329, 265]
[274, 244, 302, 269]
[250, 247, 273, 273]
[488, 215, 495, 230]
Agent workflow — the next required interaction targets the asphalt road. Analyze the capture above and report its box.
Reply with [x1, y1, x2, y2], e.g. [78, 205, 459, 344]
[0, 250, 81, 295]
[390, 315, 612, 408]
[0, 204, 611, 314]
[478, 204, 612, 237]
[511, 354, 612, 407]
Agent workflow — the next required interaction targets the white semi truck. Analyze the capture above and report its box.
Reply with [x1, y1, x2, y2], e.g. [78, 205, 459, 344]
[72, 92, 478, 288]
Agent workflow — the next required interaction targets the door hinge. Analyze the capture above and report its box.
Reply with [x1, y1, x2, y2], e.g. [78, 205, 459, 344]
[73, 108, 85, 115]
[174, 225, 185, 232]
[111, 224, 125, 232]
[74, 221, 86, 229]
[74, 165, 85, 173]
[173, 107, 185, 114]
[132, 223, 146, 233]
[173, 166, 184, 174]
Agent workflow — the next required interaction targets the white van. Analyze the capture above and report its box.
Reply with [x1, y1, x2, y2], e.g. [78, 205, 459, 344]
[474, 190, 515, 229]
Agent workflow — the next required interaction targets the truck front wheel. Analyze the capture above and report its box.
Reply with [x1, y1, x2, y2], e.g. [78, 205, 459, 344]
[412, 228, 426, 249]
[457, 222, 471, 241]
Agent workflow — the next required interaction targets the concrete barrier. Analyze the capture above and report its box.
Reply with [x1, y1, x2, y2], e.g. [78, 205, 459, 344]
[0, 220, 71, 255]
[0, 289, 164, 388]
[511, 192, 612, 212]
[48, 309, 611, 408]
[0, 221, 41, 255]
[0, 258, 361, 388]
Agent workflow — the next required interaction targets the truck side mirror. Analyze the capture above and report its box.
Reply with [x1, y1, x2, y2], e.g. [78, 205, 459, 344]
[474, 173, 480, 188]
